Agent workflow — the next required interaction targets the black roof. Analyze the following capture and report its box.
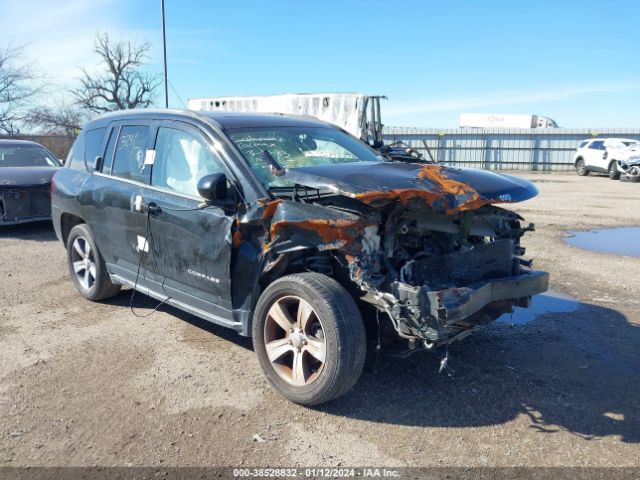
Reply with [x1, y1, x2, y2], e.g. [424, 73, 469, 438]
[85, 109, 330, 132]
[0, 139, 46, 147]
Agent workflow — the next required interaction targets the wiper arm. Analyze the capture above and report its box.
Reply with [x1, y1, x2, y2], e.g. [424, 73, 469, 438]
[261, 149, 285, 176]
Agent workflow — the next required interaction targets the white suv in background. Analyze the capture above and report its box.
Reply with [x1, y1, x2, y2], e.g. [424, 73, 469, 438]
[573, 138, 640, 179]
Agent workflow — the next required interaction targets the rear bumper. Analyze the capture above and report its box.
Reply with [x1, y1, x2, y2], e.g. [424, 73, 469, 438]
[391, 270, 549, 342]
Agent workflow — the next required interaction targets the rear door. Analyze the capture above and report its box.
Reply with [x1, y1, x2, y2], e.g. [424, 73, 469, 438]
[86, 122, 153, 283]
[139, 121, 236, 320]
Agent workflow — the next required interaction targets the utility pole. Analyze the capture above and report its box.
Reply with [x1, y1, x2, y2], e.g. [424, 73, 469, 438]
[161, 0, 169, 108]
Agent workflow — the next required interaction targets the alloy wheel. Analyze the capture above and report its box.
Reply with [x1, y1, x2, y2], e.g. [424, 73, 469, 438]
[71, 236, 96, 290]
[263, 295, 326, 386]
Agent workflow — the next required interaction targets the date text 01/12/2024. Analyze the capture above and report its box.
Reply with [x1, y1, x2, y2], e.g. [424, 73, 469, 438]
[232, 467, 401, 477]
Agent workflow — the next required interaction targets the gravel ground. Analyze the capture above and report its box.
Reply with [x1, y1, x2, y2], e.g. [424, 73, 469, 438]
[0, 173, 639, 468]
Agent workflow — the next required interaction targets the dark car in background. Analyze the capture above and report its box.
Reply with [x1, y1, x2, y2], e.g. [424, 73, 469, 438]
[51, 109, 548, 405]
[0, 140, 62, 225]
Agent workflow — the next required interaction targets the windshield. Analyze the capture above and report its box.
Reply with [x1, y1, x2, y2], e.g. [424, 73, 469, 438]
[0, 145, 60, 168]
[227, 126, 380, 189]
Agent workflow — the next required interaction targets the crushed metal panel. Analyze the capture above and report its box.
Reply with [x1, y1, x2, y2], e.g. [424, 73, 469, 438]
[266, 200, 372, 254]
[283, 161, 539, 214]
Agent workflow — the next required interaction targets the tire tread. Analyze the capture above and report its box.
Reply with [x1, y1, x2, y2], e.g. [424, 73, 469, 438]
[252, 272, 366, 405]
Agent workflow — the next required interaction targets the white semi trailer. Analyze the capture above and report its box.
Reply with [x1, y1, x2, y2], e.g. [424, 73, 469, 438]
[459, 112, 558, 129]
[188, 93, 386, 147]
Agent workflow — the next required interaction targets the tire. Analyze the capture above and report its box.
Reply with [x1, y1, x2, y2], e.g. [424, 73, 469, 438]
[252, 272, 366, 405]
[575, 158, 589, 176]
[608, 161, 621, 180]
[66, 224, 121, 301]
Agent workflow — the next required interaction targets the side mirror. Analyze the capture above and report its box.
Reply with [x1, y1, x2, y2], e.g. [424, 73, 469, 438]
[197, 173, 227, 201]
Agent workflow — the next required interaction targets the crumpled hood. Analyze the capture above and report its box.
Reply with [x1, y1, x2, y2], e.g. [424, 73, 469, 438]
[0, 166, 59, 188]
[620, 156, 640, 167]
[283, 161, 538, 214]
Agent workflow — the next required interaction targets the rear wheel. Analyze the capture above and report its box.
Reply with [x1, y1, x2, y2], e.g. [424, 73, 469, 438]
[575, 158, 589, 176]
[252, 272, 366, 405]
[608, 161, 621, 180]
[67, 224, 121, 301]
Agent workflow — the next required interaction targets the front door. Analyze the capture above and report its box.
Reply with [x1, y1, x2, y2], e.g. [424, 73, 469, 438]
[140, 122, 235, 320]
[586, 140, 606, 170]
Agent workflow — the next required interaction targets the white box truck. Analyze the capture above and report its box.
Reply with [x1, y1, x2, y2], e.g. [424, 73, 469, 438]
[459, 113, 558, 129]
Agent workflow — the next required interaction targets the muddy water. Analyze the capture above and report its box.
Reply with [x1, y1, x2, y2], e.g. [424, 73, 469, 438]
[497, 290, 579, 325]
[565, 227, 640, 258]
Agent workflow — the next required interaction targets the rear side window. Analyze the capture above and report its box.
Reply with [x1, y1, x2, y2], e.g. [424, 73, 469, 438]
[578, 141, 588, 148]
[152, 127, 224, 197]
[102, 127, 118, 174]
[84, 127, 107, 171]
[589, 141, 604, 150]
[111, 125, 150, 183]
[66, 134, 86, 171]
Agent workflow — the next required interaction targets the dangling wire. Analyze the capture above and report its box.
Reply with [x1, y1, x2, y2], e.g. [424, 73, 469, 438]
[128, 201, 213, 318]
[129, 207, 170, 318]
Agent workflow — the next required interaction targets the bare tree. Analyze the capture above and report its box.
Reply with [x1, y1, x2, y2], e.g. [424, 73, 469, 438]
[74, 33, 159, 113]
[0, 45, 40, 134]
[24, 103, 85, 136]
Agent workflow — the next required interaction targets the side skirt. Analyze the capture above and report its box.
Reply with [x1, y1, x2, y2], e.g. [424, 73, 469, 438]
[110, 273, 244, 334]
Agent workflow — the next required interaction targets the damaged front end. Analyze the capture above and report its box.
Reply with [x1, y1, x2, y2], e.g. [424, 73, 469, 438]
[354, 205, 548, 346]
[244, 162, 549, 347]
[618, 157, 640, 183]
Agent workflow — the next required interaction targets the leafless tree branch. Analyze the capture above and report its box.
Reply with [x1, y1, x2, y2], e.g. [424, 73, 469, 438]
[24, 103, 86, 136]
[73, 33, 160, 113]
[0, 44, 41, 134]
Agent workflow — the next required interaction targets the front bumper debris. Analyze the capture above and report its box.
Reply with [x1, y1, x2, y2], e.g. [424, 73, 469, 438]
[391, 271, 550, 343]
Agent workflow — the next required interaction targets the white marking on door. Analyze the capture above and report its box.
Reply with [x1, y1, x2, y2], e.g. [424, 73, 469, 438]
[136, 235, 149, 253]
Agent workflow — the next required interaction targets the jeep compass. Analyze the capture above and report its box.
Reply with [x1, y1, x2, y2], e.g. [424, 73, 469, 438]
[51, 109, 549, 405]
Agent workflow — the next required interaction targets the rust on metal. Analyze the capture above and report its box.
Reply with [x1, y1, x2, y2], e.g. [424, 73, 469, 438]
[354, 165, 498, 215]
[258, 199, 282, 219]
[267, 218, 370, 253]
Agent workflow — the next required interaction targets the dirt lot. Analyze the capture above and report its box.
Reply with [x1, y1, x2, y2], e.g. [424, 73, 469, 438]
[1, 173, 639, 468]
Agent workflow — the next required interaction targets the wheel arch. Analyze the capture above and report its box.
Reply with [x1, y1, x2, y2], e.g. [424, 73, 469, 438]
[244, 249, 360, 336]
[60, 213, 85, 245]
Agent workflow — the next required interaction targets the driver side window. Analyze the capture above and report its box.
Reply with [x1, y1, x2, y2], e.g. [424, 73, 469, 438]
[152, 127, 224, 197]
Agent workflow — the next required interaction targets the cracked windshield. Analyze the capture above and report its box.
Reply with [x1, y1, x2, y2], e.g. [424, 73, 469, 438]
[228, 126, 380, 188]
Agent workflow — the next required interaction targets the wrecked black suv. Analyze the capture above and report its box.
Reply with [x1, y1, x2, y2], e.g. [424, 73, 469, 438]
[52, 110, 548, 405]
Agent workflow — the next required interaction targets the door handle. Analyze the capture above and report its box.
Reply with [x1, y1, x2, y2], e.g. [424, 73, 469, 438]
[146, 202, 162, 215]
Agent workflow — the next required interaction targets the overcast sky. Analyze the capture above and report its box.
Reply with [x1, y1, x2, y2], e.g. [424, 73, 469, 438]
[2, 0, 639, 128]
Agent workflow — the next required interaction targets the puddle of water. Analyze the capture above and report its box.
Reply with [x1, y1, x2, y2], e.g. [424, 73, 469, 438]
[497, 290, 579, 325]
[564, 227, 640, 258]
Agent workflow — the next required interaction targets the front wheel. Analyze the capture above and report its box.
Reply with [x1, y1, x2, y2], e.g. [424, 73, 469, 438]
[252, 272, 366, 405]
[608, 161, 621, 180]
[575, 158, 589, 176]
